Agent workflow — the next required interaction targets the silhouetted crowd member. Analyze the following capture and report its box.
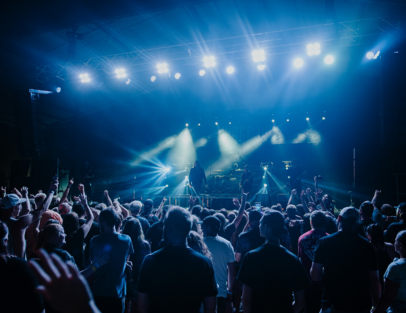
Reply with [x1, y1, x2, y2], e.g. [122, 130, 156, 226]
[354, 201, 375, 238]
[285, 204, 301, 255]
[141, 199, 158, 225]
[129, 200, 150, 236]
[145, 205, 169, 252]
[137, 207, 217, 313]
[385, 202, 406, 244]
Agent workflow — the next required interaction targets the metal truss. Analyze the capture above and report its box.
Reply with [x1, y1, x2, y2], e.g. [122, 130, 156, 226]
[36, 15, 402, 83]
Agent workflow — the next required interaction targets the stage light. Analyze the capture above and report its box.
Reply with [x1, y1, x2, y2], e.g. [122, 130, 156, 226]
[263, 167, 267, 171]
[186, 123, 189, 127]
[257, 64, 266, 70]
[373, 51, 380, 59]
[264, 184, 267, 187]
[322, 117, 325, 120]
[287, 119, 290, 122]
[307, 43, 321, 56]
[288, 176, 290, 179]
[79, 73, 90, 83]
[226, 66, 235, 74]
[263, 176, 265, 178]
[229, 122, 231, 124]
[203, 56, 216, 68]
[164, 167, 171, 172]
[252, 49, 266, 62]
[151, 76, 156, 82]
[115, 68, 126, 78]
[294, 58, 304, 68]
[272, 119, 275, 123]
[198, 123, 201, 126]
[157, 63, 168, 74]
[126, 79, 131, 85]
[306, 117, 310, 121]
[56, 87, 61, 93]
[324, 55, 334, 64]
[165, 185, 168, 187]
[199, 70, 206, 76]
[175, 73, 181, 79]
[185, 176, 188, 179]
[366, 52, 374, 59]
[215, 122, 218, 125]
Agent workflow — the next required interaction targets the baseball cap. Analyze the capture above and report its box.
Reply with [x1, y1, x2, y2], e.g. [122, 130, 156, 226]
[0, 194, 26, 210]
[249, 210, 263, 223]
[339, 207, 359, 221]
[202, 216, 221, 229]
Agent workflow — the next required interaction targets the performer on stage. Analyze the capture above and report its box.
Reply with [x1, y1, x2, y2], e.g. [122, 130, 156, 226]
[287, 159, 303, 192]
[240, 165, 253, 194]
[189, 160, 207, 195]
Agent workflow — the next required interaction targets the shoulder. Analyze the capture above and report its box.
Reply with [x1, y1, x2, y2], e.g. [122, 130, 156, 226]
[141, 240, 151, 249]
[299, 230, 313, 242]
[386, 259, 405, 274]
[117, 233, 132, 242]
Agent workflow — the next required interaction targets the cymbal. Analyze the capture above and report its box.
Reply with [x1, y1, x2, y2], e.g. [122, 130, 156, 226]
[235, 169, 244, 171]
[214, 169, 225, 172]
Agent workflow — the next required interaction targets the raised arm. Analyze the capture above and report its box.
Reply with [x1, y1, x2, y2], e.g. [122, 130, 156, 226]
[300, 191, 310, 213]
[315, 189, 326, 211]
[104, 190, 113, 207]
[59, 178, 74, 204]
[288, 189, 297, 206]
[20, 187, 31, 216]
[188, 196, 197, 212]
[371, 190, 381, 209]
[78, 194, 94, 239]
[232, 192, 248, 229]
[155, 197, 167, 217]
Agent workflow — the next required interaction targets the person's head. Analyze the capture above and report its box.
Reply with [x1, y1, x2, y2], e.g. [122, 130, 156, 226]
[366, 224, 385, 249]
[191, 205, 202, 218]
[194, 160, 201, 168]
[270, 205, 280, 212]
[95, 203, 107, 211]
[249, 210, 262, 229]
[228, 212, 236, 223]
[99, 208, 119, 233]
[395, 230, 406, 257]
[296, 204, 305, 218]
[187, 231, 212, 260]
[35, 193, 46, 208]
[208, 209, 216, 216]
[213, 213, 226, 231]
[260, 210, 285, 241]
[337, 207, 359, 232]
[199, 208, 211, 221]
[359, 201, 374, 220]
[164, 207, 192, 244]
[286, 205, 297, 219]
[381, 204, 396, 217]
[397, 203, 406, 222]
[160, 205, 171, 220]
[310, 211, 326, 230]
[219, 208, 228, 219]
[0, 194, 26, 219]
[129, 200, 143, 216]
[143, 199, 154, 214]
[0, 221, 9, 259]
[122, 218, 144, 245]
[72, 202, 85, 218]
[202, 216, 221, 237]
[35, 224, 66, 250]
[322, 194, 332, 205]
[62, 212, 80, 235]
[58, 203, 71, 215]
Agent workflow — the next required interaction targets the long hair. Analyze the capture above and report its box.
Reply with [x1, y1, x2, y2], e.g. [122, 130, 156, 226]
[0, 221, 11, 263]
[366, 224, 385, 250]
[187, 231, 212, 260]
[62, 212, 80, 235]
[34, 224, 61, 252]
[122, 218, 144, 248]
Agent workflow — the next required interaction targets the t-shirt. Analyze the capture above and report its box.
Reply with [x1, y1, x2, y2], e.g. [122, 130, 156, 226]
[134, 215, 150, 237]
[285, 217, 301, 255]
[0, 257, 44, 313]
[43, 244, 77, 267]
[384, 258, 406, 307]
[141, 213, 159, 226]
[373, 208, 393, 230]
[127, 240, 151, 299]
[79, 219, 101, 265]
[137, 244, 218, 313]
[298, 229, 328, 274]
[218, 223, 236, 242]
[237, 244, 311, 313]
[302, 212, 337, 235]
[313, 231, 378, 312]
[384, 221, 406, 244]
[354, 219, 375, 238]
[204, 235, 236, 298]
[63, 227, 85, 269]
[235, 227, 265, 261]
[146, 220, 164, 252]
[90, 232, 134, 298]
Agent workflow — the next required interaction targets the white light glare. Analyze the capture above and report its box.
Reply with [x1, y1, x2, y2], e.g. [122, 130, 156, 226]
[126, 79, 131, 85]
[322, 117, 326, 120]
[215, 122, 218, 125]
[252, 49, 266, 62]
[306, 117, 310, 121]
[185, 176, 188, 180]
[157, 63, 168, 74]
[203, 56, 216, 68]
[199, 70, 206, 76]
[324, 55, 334, 64]
[226, 66, 235, 74]
[294, 58, 304, 68]
[263, 167, 268, 171]
[287, 119, 290, 122]
[165, 185, 168, 187]
[115, 68, 126, 78]
[56, 87, 61, 93]
[373, 51, 380, 59]
[175, 73, 181, 79]
[272, 119, 275, 123]
[185, 123, 189, 127]
[307, 43, 321, 56]
[264, 184, 268, 187]
[151, 76, 156, 82]
[164, 167, 171, 172]
[257, 64, 266, 71]
[366, 52, 374, 59]
[79, 73, 90, 83]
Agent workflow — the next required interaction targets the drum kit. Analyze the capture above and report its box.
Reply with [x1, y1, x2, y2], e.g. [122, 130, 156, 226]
[210, 168, 243, 193]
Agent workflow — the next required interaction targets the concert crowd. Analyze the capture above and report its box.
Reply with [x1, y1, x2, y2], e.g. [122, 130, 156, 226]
[1, 175, 406, 313]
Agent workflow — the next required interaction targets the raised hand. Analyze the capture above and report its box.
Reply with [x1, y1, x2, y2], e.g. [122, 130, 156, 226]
[291, 189, 297, 196]
[21, 186, 29, 198]
[314, 176, 318, 182]
[161, 197, 167, 204]
[315, 188, 323, 199]
[242, 192, 248, 202]
[68, 178, 74, 186]
[12, 187, 22, 198]
[0, 186, 6, 197]
[78, 193, 88, 207]
[28, 249, 99, 313]
[375, 190, 381, 196]
[300, 190, 305, 199]
[49, 178, 59, 193]
[103, 190, 109, 197]
[78, 184, 85, 195]
[306, 188, 312, 195]
[189, 195, 196, 206]
[233, 198, 240, 207]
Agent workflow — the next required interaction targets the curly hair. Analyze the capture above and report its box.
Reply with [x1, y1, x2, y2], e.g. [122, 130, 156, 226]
[187, 231, 212, 260]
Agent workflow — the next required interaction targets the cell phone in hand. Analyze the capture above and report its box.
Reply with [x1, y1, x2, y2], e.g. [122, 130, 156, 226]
[52, 175, 58, 182]
[255, 202, 261, 210]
